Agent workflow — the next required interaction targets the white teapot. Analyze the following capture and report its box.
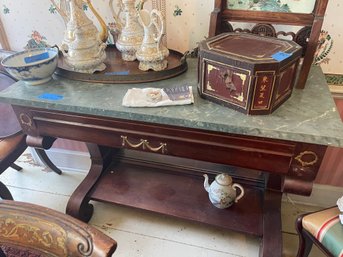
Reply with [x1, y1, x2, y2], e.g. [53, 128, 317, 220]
[203, 173, 244, 209]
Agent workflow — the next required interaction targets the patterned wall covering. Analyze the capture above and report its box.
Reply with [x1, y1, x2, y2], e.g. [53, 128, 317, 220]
[0, 0, 341, 74]
[0, 0, 212, 54]
[320, 1, 343, 75]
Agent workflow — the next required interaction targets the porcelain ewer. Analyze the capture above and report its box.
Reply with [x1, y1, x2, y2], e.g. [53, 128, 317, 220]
[53, 0, 107, 73]
[109, 0, 144, 61]
[135, 8, 169, 71]
[203, 173, 244, 209]
[50, 0, 108, 43]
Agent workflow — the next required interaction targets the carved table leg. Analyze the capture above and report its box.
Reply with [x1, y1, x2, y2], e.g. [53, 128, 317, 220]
[34, 148, 62, 175]
[26, 135, 63, 174]
[66, 144, 114, 222]
[259, 190, 283, 257]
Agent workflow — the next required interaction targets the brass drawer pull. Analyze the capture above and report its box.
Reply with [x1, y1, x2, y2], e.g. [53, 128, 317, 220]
[121, 135, 145, 148]
[121, 136, 167, 154]
[294, 151, 318, 167]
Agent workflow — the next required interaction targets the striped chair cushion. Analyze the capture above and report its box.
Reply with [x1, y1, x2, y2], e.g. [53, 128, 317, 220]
[302, 207, 343, 257]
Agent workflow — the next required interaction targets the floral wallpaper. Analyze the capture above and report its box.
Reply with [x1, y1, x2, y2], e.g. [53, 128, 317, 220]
[0, 0, 342, 75]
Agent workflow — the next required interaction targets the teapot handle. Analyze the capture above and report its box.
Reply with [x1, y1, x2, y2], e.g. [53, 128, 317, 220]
[232, 183, 244, 203]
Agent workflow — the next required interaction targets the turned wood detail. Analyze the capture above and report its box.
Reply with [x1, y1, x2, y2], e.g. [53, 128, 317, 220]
[66, 144, 116, 222]
[26, 135, 56, 150]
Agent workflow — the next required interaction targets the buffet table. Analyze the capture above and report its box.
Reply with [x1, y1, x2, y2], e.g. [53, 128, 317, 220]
[1, 59, 342, 257]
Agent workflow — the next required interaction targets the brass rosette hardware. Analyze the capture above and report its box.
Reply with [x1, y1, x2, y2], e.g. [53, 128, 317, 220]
[121, 136, 167, 154]
[294, 151, 318, 167]
[19, 113, 33, 128]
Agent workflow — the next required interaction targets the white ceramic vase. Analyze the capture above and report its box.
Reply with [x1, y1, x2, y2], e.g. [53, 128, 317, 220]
[110, 0, 144, 61]
[59, 0, 107, 73]
[136, 9, 169, 71]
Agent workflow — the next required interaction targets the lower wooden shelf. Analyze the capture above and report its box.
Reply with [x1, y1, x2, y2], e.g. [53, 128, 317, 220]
[90, 151, 264, 237]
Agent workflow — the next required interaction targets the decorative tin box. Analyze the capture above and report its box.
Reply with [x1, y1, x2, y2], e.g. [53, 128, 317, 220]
[198, 33, 302, 115]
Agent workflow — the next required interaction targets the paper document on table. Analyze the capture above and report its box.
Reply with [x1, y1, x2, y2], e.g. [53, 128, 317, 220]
[122, 85, 194, 107]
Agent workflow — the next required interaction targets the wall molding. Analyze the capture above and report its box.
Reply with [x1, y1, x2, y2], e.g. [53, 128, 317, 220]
[30, 147, 342, 207]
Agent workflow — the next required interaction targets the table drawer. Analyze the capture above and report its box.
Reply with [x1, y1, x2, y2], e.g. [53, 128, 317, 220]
[14, 106, 298, 175]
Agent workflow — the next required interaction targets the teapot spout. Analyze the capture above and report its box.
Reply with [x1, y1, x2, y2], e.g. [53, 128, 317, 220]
[203, 174, 210, 192]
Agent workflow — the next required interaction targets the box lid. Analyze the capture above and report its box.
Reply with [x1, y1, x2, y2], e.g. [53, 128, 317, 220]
[200, 33, 302, 63]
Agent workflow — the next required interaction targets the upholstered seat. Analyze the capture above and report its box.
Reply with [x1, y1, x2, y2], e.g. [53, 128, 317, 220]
[296, 206, 343, 257]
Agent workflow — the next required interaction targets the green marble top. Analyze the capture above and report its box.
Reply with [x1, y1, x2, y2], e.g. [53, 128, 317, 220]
[1, 59, 343, 147]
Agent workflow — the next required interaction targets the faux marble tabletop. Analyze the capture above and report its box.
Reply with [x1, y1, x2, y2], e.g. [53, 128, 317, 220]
[1, 59, 343, 147]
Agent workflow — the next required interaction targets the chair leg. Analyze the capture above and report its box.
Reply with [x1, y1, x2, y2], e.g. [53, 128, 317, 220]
[295, 215, 313, 257]
[33, 148, 62, 175]
[0, 181, 13, 200]
[0, 247, 6, 257]
[10, 163, 22, 171]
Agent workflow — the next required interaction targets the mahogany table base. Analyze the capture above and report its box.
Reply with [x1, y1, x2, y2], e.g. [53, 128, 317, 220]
[12, 106, 327, 257]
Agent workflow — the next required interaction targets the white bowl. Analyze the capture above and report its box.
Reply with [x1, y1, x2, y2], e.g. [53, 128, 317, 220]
[1, 48, 58, 85]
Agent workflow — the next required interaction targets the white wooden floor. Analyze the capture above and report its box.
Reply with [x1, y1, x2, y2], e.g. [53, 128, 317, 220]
[0, 151, 326, 257]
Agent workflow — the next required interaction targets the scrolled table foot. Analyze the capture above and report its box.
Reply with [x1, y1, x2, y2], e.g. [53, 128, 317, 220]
[66, 200, 94, 223]
[66, 144, 114, 222]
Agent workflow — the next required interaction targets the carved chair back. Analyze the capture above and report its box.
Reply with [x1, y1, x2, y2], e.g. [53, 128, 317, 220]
[0, 200, 117, 256]
[208, 0, 329, 89]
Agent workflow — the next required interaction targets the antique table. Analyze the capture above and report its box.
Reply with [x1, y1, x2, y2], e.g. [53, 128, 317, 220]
[1, 59, 342, 257]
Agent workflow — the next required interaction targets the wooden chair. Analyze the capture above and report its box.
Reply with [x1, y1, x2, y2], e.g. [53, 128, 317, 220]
[0, 70, 62, 200]
[208, 0, 329, 89]
[0, 71, 27, 199]
[0, 200, 117, 257]
[295, 206, 342, 257]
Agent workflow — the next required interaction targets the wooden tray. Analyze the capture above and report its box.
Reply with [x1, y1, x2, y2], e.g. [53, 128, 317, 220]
[55, 46, 188, 84]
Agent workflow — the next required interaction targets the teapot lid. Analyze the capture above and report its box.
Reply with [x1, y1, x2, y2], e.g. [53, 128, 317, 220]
[215, 173, 232, 186]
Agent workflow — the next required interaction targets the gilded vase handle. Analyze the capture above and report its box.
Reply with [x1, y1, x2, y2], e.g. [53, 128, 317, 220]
[85, 0, 108, 43]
